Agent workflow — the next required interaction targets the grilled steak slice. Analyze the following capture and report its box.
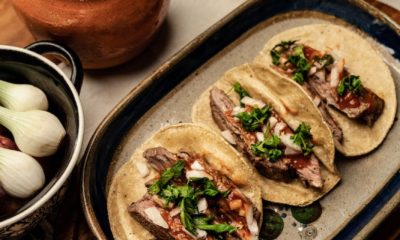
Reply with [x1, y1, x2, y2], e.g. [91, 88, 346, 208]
[144, 147, 178, 172]
[303, 82, 343, 142]
[130, 147, 261, 239]
[129, 195, 183, 240]
[210, 88, 323, 188]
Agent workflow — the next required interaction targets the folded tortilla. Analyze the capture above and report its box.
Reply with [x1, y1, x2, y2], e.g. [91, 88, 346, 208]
[192, 63, 340, 206]
[107, 123, 263, 240]
[254, 23, 397, 156]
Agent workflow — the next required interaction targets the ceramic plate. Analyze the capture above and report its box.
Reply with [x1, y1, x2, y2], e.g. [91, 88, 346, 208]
[81, 0, 400, 239]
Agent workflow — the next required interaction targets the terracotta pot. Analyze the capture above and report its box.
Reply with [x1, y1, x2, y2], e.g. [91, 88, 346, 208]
[12, 0, 170, 69]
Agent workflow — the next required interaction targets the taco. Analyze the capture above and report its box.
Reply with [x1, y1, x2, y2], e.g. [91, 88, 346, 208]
[254, 23, 396, 156]
[108, 123, 263, 240]
[192, 63, 340, 206]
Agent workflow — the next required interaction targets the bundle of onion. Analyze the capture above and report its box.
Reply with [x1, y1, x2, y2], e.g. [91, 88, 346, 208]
[0, 80, 66, 200]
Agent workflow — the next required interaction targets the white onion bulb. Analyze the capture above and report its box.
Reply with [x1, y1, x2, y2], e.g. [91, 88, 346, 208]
[0, 107, 66, 157]
[0, 80, 48, 111]
[0, 147, 45, 198]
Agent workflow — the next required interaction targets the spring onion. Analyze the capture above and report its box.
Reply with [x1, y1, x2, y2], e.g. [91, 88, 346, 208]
[0, 106, 66, 157]
[0, 80, 48, 111]
[0, 147, 45, 198]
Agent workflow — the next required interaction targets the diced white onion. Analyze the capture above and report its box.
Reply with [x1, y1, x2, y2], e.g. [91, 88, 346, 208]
[232, 106, 245, 115]
[136, 162, 150, 177]
[315, 70, 326, 82]
[268, 116, 278, 128]
[240, 96, 266, 108]
[280, 134, 302, 152]
[255, 132, 264, 142]
[169, 207, 181, 217]
[330, 62, 339, 87]
[284, 146, 301, 155]
[308, 66, 317, 76]
[245, 206, 260, 237]
[186, 170, 213, 180]
[246, 205, 254, 226]
[248, 220, 260, 237]
[144, 207, 169, 229]
[197, 198, 208, 213]
[221, 130, 236, 145]
[196, 229, 208, 238]
[273, 122, 286, 135]
[191, 160, 204, 171]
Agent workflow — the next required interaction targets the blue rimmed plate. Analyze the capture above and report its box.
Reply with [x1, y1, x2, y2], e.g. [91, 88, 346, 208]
[81, 0, 400, 239]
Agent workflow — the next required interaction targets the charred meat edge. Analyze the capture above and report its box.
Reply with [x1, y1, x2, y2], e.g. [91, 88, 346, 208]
[128, 147, 260, 240]
[210, 87, 323, 188]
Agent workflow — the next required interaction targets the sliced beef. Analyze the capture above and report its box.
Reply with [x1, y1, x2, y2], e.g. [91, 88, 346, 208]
[360, 91, 385, 126]
[290, 155, 323, 188]
[210, 88, 323, 188]
[129, 195, 192, 240]
[144, 147, 178, 173]
[303, 82, 343, 142]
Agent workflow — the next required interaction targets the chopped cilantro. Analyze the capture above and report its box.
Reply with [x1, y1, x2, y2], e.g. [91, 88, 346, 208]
[293, 45, 305, 58]
[196, 223, 236, 233]
[233, 83, 251, 107]
[233, 82, 250, 99]
[290, 123, 314, 155]
[337, 75, 362, 96]
[287, 50, 311, 85]
[180, 198, 196, 233]
[293, 72, 305, 84]
[148, 160, 185, 194]
[251, 134, 283, 162]
[236, 106, 271, 132]
[189, 178, 226, 198]
[271, 49, 281, 65]
[270, 40, 297, 66]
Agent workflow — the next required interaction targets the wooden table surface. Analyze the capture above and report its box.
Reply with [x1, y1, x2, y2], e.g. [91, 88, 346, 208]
[0, 0, 399, 239]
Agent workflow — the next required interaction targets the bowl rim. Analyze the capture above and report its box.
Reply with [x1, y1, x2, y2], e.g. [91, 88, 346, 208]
[0, 45, 84, 228]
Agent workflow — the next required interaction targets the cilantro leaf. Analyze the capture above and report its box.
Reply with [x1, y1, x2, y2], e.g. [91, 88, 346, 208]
[290, 123, 314, 155]
[251, 135, 283, 162]
[293, 72, 305, 84]
[337, 75, 363, 96]
[236, 106, 271, 132]
[180, 198, 196, 233]
[270, 40, 297, 66]
[189, 178, 227, 198]
[233, 82, 250, 100]
[196, 224, 237, 233]
[271, 50, 281, 65]
[148, 160, 185, 195]
[194, 216, 213, 225]
[287, 50, 311, 85]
